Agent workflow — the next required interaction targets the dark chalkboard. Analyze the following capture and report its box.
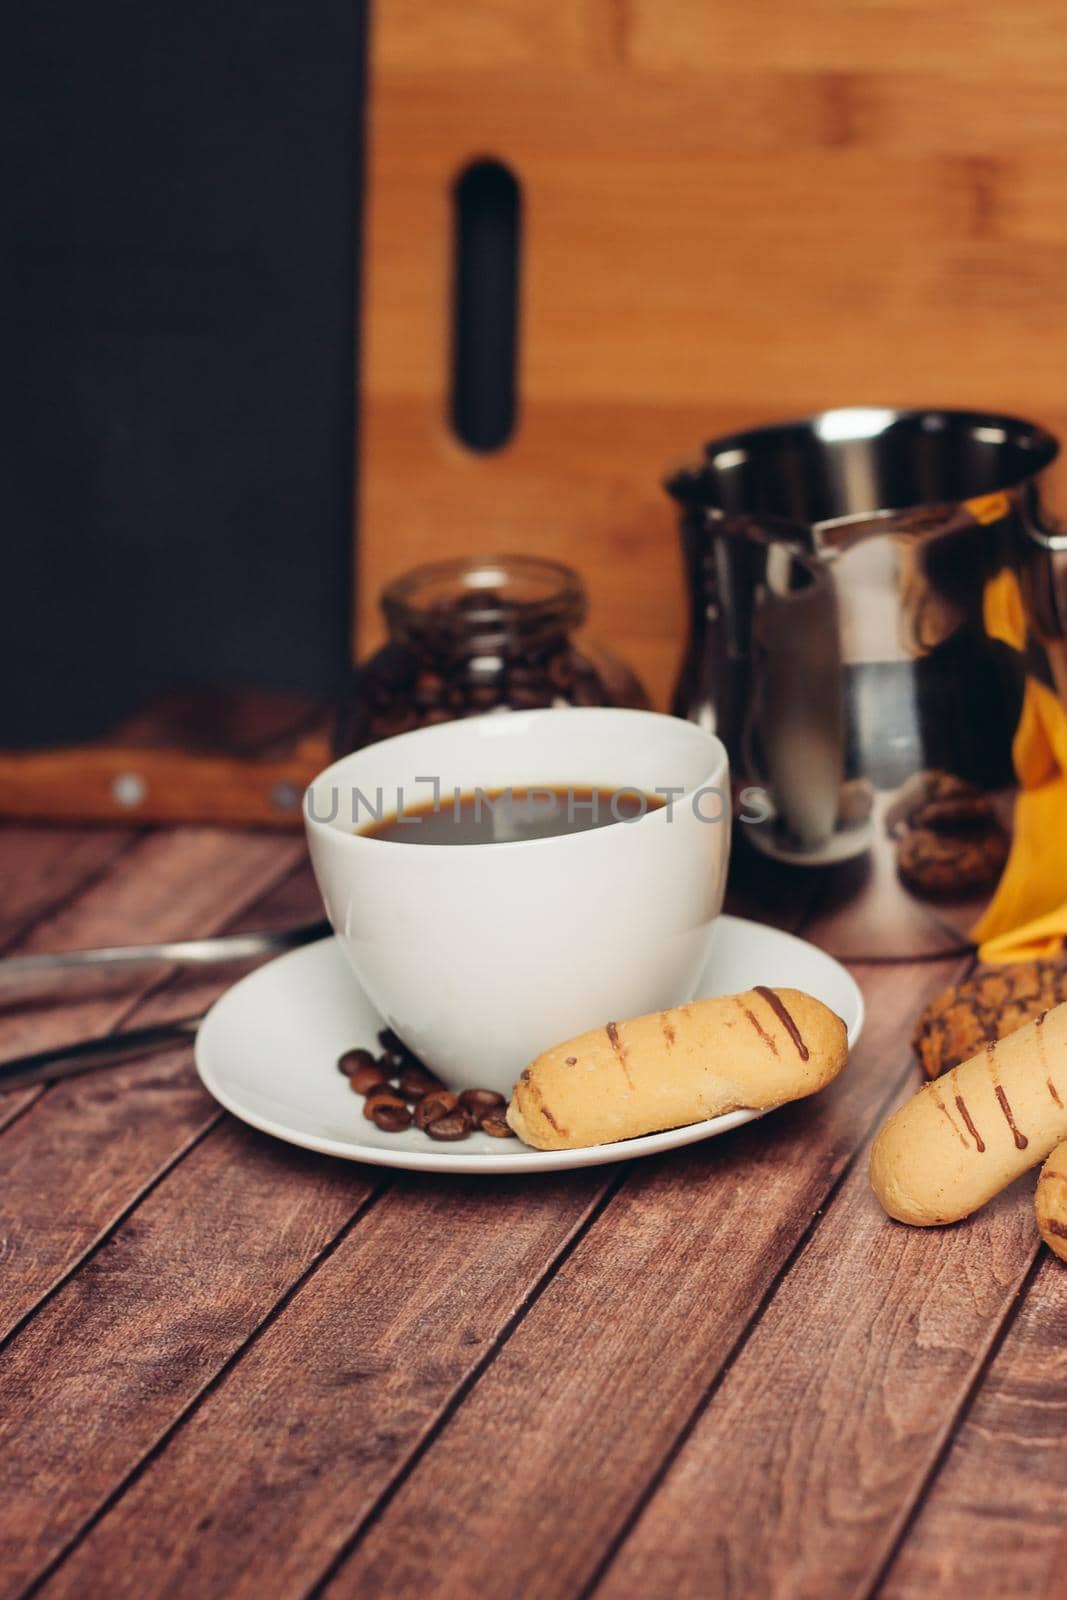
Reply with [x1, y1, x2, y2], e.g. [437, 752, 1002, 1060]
[2, 2, 365, 746]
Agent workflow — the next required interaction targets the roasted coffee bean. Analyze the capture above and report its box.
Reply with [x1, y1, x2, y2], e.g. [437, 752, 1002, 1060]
[399, 1065, 445, 1101]
[371, 643, 418, 691]
[507, 685, 554, 710]
[479, 1113, 515, 1138]
[377, 1028, 415, 1070]
[349, 1060, 389, 1095]
[371, 707, 418, 739]
[505, 664, 542, 690]
[459, 1088, 507, 1121]
[337, 1047, 379, 1080]
[363, 1078, 400, 1099]
[465, 683, 502, 710]
[372, 1101, 413, 1133]
[421, 707, 453, 725]
[571, 677, 603, 707]
[547, 652, 576, 692]
[503, 665, 553, 706]
[414, 670, 446, 708]
[362, 1085, 405, 1121]
[425, 1108, 473, 1141]
[414, 1090, 460, 1130]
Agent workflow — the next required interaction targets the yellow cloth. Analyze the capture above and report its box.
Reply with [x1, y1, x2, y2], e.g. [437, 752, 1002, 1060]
[971, 569, 1067, 961]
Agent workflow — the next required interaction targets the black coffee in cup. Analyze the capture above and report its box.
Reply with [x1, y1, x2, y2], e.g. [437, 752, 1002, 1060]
[360, 785, 665, 846]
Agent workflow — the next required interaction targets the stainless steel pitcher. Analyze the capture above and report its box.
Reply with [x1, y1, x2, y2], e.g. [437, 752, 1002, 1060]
[668, 407, 1067, 959]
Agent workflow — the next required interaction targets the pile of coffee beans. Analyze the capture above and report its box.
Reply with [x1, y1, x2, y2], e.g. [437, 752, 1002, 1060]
[337, 1029, 514, 1141]
[361, 644, 609, 745]
[339, 587, 614, 750]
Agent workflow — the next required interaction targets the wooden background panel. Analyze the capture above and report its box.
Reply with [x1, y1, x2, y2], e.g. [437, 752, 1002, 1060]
[359, 0, 1067, 706]
[628, 1, 1067, 75]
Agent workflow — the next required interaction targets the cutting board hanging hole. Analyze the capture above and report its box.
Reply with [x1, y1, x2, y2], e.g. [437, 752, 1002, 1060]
[449, 159, 521, 452]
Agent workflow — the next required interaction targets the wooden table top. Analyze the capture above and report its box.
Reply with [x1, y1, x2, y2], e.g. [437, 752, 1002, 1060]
[0, 820, 1062, 1600]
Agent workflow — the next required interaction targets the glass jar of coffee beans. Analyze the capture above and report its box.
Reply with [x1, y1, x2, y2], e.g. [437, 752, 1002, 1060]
[335, 554, 648, 752]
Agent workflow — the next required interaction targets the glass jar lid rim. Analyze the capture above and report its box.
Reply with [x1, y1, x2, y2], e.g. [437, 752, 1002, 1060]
[381, 553, 587, 630]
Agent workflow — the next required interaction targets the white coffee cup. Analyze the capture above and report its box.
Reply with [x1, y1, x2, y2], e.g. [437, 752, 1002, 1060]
[304, 707, 730, 1096]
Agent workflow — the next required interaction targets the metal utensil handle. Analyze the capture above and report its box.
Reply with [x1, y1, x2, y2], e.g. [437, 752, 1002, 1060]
[0, 919, 331, 984]
[0, 1014, 205, 1093]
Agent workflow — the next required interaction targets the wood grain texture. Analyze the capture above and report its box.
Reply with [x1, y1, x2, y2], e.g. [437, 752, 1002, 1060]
[0, 831, 306, 1329]
[0, 1046, 219, 1342]
[0, 825, 132, 949]
[0, 1122, 376, 1600]
[593, 1102, 1041, 1599]
[878, 1248, 1067, 1600]
[0, 826, 137, 1134]
[0, 813, 1056, 1595]
[33, 1172, 614, 1600]
[0, 828, 303, 1064]
[315, 960, 965, 1600]
[360, 0, 1067, 707]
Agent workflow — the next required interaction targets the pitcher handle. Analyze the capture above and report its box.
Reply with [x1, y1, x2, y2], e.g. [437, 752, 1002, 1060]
[1016, 481, 1067, 552]
[1014, 481, 1067, 641]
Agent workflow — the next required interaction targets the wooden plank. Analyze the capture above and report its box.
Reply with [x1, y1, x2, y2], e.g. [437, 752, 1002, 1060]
[0, 832, 308, 1326]
[590, 1099, 1040, 1598]
[30, 1170, 614, 1600]
[0, 825, 136, 1134]
[0, 1120, 378, 1600]
[0, 827, 303, 1067]
[0, 825, 132, 950]
[367, 63, 1067, 159]
[0, 1047, 219, 1341]
[376, 0, 1067, 81]
[0, 827, 302, 1074]
[626, 0, 1067, 77]
[877, 1249, 1067, 1600]
[311, 959, 968, 1600]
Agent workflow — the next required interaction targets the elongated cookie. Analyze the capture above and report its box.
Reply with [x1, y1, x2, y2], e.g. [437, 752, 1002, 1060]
[506, 988, 848, 1151]
[871, 1002, 1067, 1226]
[1036, 1141, 1067, 1262]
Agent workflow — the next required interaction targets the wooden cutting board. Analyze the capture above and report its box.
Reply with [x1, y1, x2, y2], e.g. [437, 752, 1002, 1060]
[0, 693, 330, 827]
[358, 0, 1067, 710]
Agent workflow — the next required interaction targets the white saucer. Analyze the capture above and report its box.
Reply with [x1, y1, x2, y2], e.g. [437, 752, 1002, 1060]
[195, 916, 864, 1175]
